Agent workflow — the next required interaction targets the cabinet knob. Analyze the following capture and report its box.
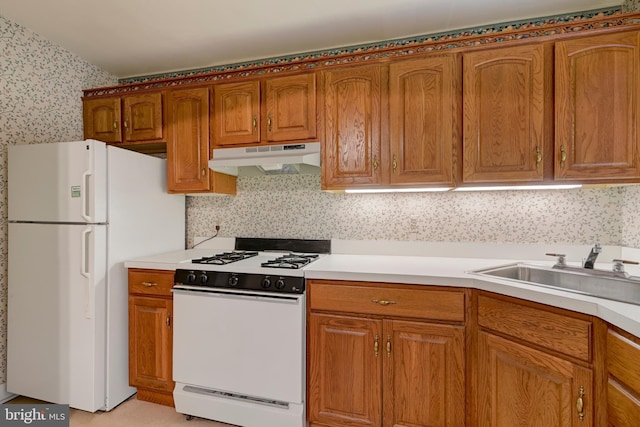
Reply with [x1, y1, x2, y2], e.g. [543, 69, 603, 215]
[386, 335, 391, 357]
[373, 156, 379, 171]
[166, 312, 171, 328]
[267, 113, 272, 132]
[535, 147, 541, 169]
[392, 155, 398, 173]
[113, 121, 118, 130]
[576, 385, 585, 421]
[374, 334, 379, 357]
[560, 145, 567, 168]
[201, 168, 206, 177]
[252, 116, 257, 132]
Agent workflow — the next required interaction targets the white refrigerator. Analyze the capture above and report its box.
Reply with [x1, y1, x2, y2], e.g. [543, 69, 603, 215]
[7, 140, 185, 412]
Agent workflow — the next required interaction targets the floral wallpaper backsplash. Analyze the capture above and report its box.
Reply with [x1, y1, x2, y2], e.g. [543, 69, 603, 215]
[0, 15, 117, 386]
[186, 174, 640, 249]
[623, 0, 640, 12]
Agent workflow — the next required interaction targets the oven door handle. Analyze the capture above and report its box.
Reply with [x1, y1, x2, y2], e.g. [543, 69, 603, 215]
[172, 287, 302, 303]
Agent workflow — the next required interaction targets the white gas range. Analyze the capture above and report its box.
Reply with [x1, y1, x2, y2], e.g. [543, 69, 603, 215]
[172, 238, 330, 427]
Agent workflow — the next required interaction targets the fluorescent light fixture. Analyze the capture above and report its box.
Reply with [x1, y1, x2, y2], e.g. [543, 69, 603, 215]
[345, 187, 452, 194]
[453, 184, 582, 192]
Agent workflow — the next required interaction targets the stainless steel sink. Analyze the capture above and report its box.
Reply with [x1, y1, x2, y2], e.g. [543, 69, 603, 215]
[472, 263, 640, 305]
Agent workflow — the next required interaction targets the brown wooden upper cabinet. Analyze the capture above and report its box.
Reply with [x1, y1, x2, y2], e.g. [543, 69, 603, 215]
[83, 93, 163, 145]
[462, 43, 552, 183]
[389, 55, 460, 186]
[211, 73, 316, 147]
[321, 64, 386, 189]
[555, 31, 640, 182]
[166, 87, 236, 195]
[322, 57, 459, 190]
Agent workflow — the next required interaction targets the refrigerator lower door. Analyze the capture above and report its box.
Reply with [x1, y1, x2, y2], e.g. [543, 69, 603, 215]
[7, 223, 107, 412]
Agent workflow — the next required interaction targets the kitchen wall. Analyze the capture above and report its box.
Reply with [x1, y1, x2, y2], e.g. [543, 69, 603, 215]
[0, 15, 117, 390]
[187, 175, 640, 249]
[2, 2, 640, 399]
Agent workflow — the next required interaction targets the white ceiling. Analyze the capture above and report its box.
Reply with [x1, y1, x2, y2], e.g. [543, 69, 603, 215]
[0, 0, 621, 78]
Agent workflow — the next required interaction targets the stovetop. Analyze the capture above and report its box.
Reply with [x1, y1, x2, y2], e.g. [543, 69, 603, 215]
[174, 238, 331, 294]
[182, 238, 330, 275]
[181, 251, 322, 277]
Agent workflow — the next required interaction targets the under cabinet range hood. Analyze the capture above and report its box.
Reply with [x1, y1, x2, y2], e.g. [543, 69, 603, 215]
[209, 142, 320, 176]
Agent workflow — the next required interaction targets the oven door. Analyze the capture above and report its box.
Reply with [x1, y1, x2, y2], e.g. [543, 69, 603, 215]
[172, 288, 305, 404]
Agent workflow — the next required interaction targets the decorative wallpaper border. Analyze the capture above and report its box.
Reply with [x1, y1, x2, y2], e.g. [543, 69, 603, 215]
[84, 6, 640, 96]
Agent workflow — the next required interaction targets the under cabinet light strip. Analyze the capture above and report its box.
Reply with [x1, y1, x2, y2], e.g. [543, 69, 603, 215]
[344, 184, 583, 194]
[345, 188, 452, 194]
[453, 184, 582, 192]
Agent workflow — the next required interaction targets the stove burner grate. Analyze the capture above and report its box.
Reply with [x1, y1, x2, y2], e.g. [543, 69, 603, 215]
[261, 253, 319, 269]
[192, 251, 258, 265]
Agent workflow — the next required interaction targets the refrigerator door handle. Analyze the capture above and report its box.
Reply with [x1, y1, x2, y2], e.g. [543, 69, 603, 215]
[81, 227, 93, 319]
[81, 170, 92, 222]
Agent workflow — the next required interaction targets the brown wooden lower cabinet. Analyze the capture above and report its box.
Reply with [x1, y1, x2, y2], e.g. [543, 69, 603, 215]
[607, 329, 640, 426]
[307, 280, 466, 427]
[307, 282, 639, 427]
[128, 269, 175, 407]
[476, 331, 593, 427]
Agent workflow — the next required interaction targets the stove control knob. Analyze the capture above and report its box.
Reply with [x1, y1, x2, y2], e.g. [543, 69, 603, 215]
[275, 278, 286, 290]
[186, 272, 197, 283]
[262, 277, 272, 288]
[228, 275, 239, 287]
[199, 273, 208, 284]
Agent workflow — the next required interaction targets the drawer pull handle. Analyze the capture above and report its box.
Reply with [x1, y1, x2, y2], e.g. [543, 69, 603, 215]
[372, 299, 396, 306]
[374, 334, 379, 357]
[166, 312, 171, 328]
[386, 335, 391, 357]
[576, 385, 585, 421]
[142, 282, 159, 287]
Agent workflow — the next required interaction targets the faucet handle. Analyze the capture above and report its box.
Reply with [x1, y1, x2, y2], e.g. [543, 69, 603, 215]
[612, 259, 639, 273]
[546, 253, 567, 266]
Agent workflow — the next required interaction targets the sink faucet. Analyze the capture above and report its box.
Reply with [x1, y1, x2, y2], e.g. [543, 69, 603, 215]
[583, 243, 602, 269]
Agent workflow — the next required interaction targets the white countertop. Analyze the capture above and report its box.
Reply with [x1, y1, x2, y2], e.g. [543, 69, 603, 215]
[124, 239, 640, 338]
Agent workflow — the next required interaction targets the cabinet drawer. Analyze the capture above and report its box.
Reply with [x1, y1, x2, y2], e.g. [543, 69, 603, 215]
[308, 280, 465, 322]
[478, 295, 591, 362]
[608, 330, 640, 397]
[128, 269, 174, 297]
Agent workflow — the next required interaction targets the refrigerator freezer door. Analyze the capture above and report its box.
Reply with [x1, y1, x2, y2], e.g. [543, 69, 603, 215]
[8, 140, 107, 223]
[7, 222, 107, 412]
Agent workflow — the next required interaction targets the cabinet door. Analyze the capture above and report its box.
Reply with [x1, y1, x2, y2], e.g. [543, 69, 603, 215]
[477, 331, 593, 427]
[555, 31, 640, 181]
[308, 313, 382, 427]
[322, 64, 386, 189]
[166, 87, 211, 192]
[123, 93, 163, 142]
[463, 44, 550, 183]
[383, 319, 465, 427]
[607, 329, 640, 426]
[264, 73, 316, 142]
[83, 97, 122, 143]
[212, 81, 260, 146]
[389, 55, 459, 186]
[128, 295, 173, 393]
